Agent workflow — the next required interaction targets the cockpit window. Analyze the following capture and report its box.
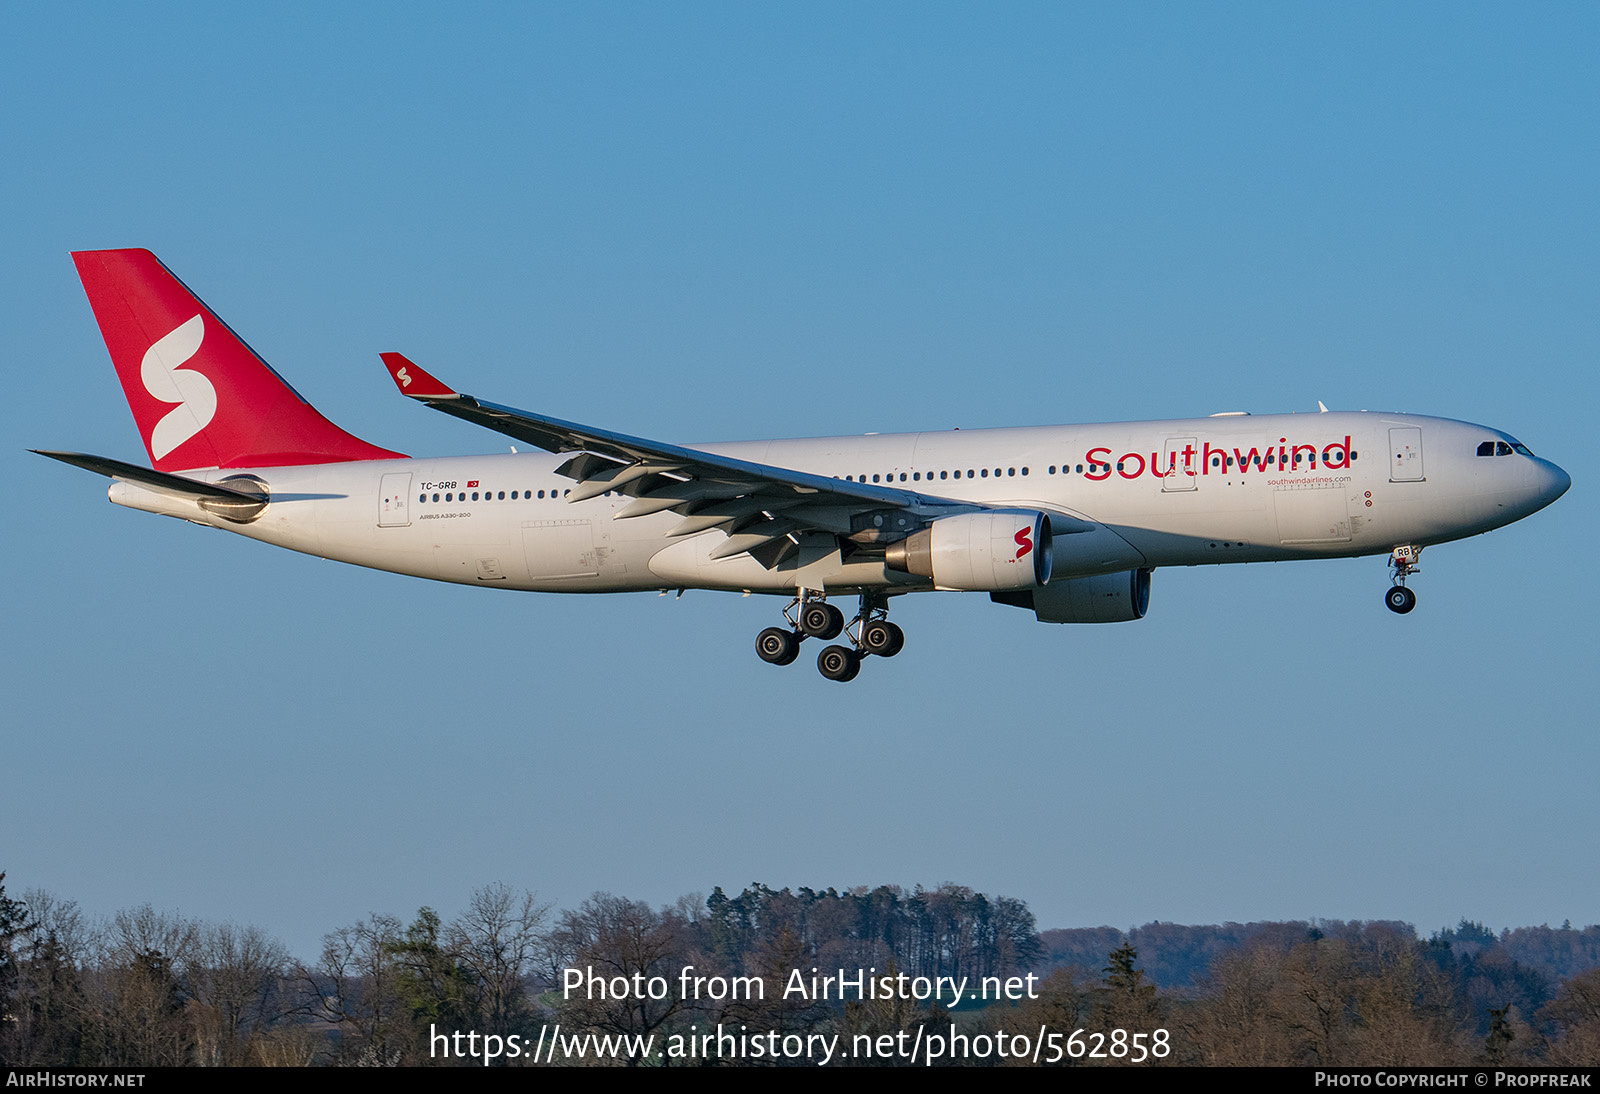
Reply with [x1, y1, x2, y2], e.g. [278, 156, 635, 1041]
[1477, 441, 1495, 457]
[1496, 441, 1514, 456]
[1511, 442, 1534, 456]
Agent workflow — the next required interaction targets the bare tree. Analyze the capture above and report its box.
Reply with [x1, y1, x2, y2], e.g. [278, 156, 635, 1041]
[299, 914, 412, 1065]
[549, 894, 692, 1065]
[188, 923, 291, 1065]
[1541, 968, 1600, 1066]
[3, 890, 85, 1065]
[1185, 944, 1294, 1066]
[446, 883, 550, 1033]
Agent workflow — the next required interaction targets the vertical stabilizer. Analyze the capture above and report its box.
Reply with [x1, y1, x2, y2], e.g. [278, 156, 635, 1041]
[72, 249, 405, 470]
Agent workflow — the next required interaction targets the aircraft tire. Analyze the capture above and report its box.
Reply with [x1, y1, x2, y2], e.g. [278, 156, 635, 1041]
[862, 620, 905, 657]
[756, 627, 801, 665]
[1385, 586, 1417, 614]
[800, 603, 845, 640]
[817, 644, 861, 681]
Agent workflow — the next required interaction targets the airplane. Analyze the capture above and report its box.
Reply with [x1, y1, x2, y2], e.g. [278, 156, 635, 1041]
[37, 249, 1571, 681]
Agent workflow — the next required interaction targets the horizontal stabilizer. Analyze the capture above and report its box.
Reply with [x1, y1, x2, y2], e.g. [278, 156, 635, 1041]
[33, 450, 269, 521]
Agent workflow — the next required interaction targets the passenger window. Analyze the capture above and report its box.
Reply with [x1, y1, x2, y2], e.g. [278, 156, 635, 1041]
[980, 469, 988, 478]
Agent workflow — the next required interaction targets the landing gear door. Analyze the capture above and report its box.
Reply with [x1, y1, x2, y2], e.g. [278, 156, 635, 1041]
[1389, 427, 1425, 482]
[379, 473, 412, 527]
[1162, 437, 1198, 492]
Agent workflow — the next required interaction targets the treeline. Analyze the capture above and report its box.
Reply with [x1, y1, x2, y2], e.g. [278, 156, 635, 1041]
[0, 878, 1040, 1066]
[1041, 918, 1600, 993]
[1, 873, 1597, 1066]
[702, 883, 1040, 982]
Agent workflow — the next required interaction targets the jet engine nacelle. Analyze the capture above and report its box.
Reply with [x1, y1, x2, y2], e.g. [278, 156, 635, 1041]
[991, 567, 1152, 623]
[887, 509, 1053, 591]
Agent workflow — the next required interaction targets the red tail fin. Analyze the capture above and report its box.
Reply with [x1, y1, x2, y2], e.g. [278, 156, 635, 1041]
[72, 249, 406, 471]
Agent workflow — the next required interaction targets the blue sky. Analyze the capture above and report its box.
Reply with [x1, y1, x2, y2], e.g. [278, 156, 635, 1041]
[3, 3, 1595, 962]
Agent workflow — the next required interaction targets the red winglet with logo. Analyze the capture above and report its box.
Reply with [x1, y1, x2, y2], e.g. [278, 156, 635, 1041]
[380, 352, 459, 399]
[73, 249, 406, 471]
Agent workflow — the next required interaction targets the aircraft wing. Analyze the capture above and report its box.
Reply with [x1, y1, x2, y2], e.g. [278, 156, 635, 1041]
[381, 353, 972, 567]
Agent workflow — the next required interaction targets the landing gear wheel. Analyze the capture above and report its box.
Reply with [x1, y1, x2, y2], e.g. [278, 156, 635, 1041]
[756, 627, 801, 665]
[817, 644, 861, 681]
[861, 620, 905, 657]
[799, 602, 844, 640]
[1386, 586, 1416, 614]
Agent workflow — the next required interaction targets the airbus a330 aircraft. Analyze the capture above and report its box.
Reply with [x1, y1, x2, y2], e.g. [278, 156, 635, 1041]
[39, 250, 1570, 681]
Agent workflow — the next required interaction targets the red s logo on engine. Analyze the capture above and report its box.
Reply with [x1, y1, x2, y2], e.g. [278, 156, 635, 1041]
[1014, 526, 1033, 560]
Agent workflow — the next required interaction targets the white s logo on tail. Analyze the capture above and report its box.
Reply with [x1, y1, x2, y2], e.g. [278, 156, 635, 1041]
[141, 315, 217, 460]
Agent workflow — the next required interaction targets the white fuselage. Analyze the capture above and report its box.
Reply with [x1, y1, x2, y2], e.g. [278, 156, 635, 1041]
[112, 411, 1569, 597]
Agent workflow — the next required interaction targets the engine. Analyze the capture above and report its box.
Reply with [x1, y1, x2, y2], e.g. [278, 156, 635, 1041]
[990, 568, 1152, 623]
[886, 510, 1053, 591]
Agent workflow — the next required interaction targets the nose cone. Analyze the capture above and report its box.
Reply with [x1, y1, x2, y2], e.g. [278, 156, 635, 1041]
[1543, 460, 1572, 506]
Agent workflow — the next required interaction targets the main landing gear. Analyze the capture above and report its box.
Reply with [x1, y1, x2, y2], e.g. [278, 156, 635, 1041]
[755, 591, 904, 682]
[1385, 545, 1421, 614]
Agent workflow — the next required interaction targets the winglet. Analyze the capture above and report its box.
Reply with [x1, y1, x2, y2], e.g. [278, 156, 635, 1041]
[381, 352, 459, 400]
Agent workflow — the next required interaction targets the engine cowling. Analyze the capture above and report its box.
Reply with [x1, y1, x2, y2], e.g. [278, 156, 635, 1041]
[886, 510, 1053, 591]
[990, 568, 1152, 623]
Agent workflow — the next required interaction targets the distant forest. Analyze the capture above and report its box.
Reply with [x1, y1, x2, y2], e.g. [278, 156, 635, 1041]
[2, 873, 1596, 1066]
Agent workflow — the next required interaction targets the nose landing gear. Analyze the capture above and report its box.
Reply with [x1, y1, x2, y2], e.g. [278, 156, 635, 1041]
[754, 590, 905, 680]
[1386, 545, 1421, 614]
